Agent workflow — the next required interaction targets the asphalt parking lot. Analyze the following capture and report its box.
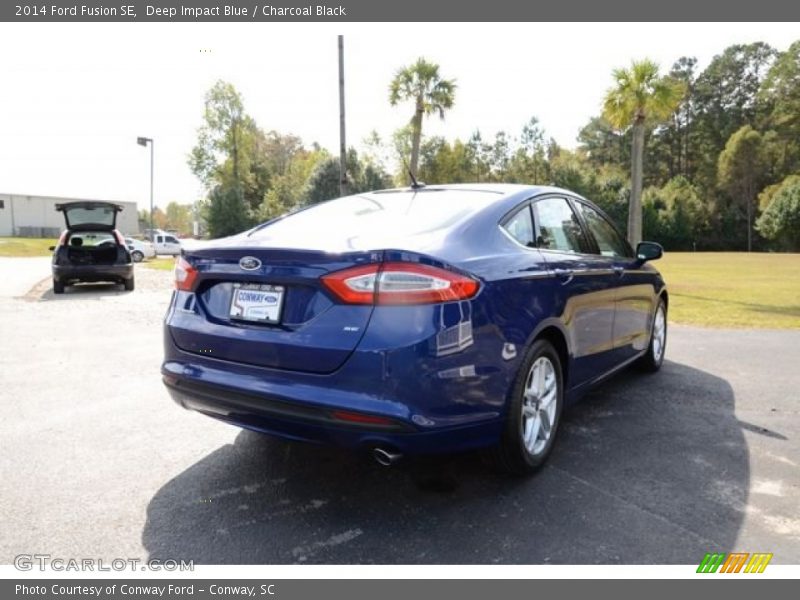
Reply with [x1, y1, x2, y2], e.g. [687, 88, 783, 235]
[0, 258, 798, 565]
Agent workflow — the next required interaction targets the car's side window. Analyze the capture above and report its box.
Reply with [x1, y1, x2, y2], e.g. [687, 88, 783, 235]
[575, 202, 632, 258]
[532, 197, 586, 254]
[156, 236, 164, 243]
[166, 236, 178, 244]
[501, 205, 535, 247]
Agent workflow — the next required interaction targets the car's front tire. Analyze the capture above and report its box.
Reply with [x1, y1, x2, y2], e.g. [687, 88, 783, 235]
[636, 298, 667, 373]
[494, 339, 564, 476]
[53, 279, 64, 294]
[131, 250, 144, 262]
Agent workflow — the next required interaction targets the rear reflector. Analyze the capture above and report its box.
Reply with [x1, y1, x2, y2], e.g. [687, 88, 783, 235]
[331, 410, 396, 426]
[174, 257, 198, 291]
[322, 262, 479, 305]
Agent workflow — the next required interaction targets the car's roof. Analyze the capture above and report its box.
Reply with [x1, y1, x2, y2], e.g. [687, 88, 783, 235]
[368, 183, 575, 199]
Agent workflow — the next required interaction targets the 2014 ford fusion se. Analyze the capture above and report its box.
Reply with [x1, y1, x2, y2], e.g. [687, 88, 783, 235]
[162, 184, 667, 474]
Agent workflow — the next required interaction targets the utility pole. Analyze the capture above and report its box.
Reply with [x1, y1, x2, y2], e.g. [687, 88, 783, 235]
[338, 35, 348, 197]
[137, 137, 154, 238]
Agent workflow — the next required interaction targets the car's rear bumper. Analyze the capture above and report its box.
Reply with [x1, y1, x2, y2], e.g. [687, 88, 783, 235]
[53, 263, 133, 283]
[161, 354, 506, 455]
[161, 282, 522, 456]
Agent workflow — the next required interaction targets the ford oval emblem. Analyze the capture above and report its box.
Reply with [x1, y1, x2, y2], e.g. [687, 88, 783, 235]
[239, 256, 261, 271]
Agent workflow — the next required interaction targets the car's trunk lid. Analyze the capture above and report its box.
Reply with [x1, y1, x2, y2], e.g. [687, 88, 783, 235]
[168, 246, 382, 374]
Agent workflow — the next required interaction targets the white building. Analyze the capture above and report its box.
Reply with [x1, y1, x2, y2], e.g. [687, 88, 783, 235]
[0, 193, 139, 237]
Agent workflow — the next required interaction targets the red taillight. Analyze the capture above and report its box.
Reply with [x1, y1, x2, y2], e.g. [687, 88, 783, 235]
[331, 410, 396, 426]
[174, 257, 198, 291]
[321, 262, 479, 305]
[320, 264, 379, 304]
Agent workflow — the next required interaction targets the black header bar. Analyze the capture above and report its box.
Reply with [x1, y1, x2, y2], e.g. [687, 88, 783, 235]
[4, 0, 800, 22]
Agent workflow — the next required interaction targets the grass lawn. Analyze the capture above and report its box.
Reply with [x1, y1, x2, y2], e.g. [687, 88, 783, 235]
[1, 239, 796, 328]
[144, 257, 177, 271]
[0, 237, 57, 257]
[657, 252, 800, 329]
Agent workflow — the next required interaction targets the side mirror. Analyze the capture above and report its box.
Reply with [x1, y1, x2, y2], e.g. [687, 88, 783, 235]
[636, 241, 663, 263]
[48, 246, 56, 251]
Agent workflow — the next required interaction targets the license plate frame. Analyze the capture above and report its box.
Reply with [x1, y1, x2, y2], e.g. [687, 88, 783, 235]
[229, 283, 285, 324]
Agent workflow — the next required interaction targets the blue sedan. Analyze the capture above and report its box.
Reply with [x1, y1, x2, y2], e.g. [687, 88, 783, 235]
[162, 184, 667, 474]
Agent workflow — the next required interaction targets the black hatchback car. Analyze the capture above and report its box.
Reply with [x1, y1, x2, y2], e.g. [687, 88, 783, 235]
[51, 202, 134, 294]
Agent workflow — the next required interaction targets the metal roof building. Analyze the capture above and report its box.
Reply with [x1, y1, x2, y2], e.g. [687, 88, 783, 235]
[0, 193, 139, 237]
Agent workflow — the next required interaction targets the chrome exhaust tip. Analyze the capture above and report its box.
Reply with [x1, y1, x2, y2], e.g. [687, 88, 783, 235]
[372, 447, 403, 467]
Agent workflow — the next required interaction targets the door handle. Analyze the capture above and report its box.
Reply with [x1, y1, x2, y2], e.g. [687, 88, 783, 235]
[612, 265, 624, 277]
[554, 268, 574, 284]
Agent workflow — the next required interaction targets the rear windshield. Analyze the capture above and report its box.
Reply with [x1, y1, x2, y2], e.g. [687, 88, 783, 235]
[248, 190, 500, 240]
[63, 204, 117, 228]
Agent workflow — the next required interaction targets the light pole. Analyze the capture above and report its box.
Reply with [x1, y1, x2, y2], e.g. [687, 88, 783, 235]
[338, 35, 348, 197]
[136, 137, 154, 238]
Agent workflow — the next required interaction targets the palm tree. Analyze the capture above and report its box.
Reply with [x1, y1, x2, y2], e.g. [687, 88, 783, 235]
[603, 59, 685, 245]
[389, 58, 456, 180]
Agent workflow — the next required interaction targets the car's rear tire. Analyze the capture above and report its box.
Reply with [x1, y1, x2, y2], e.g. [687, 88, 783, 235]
[636, 298, 667, 372]
[53, 279, 65, 294]
[124, 277, 135, 292]
[131, 250, 144, 263]
[493, 339, 564, 476]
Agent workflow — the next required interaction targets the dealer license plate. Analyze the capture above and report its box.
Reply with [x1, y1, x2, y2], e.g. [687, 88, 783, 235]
[229, 283, 284, 323]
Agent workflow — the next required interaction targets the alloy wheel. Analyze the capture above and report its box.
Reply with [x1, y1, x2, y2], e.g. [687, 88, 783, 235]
[652, 304, 666, 362]
[521, 356, 558, 456]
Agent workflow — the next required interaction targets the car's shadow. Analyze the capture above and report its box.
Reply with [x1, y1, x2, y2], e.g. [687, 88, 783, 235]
[37, 282, 127, 301]
[142, 360, 745, 564]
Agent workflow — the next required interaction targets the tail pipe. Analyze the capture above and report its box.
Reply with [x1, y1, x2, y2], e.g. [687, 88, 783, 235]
[372, 447, 403, 467]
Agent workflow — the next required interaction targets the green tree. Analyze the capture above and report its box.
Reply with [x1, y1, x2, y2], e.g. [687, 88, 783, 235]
[758, 174, 800, 211]
[515, 117, 549, 184]
[164, 201, 193, 236]
[645, 56, 698, 184]
[361, 130, 394, 177]
[603, 59, 685, 245]
[389, 58, 456, 180]
[390, 125, 414, 182]
[418, 138, 474, 183]
[759, 41, 800, 176]
[578, 116, 629, 172]
[259, 148, 328, 220]
[189, 81, 262, 236]
[303, 150, 393, 206]
[643, 176, 709, 250]
[189, 81, 258, 194]
[756, 179, 800, 251]
[466, 130, 491, 182]
[690, 43, 776, 189]
[150, 206, 168, 230]
[489, 131, 513, 181]
[137, 208, 150, 233]
[717, 125, 770, 251]
[205, 185, 251, 238]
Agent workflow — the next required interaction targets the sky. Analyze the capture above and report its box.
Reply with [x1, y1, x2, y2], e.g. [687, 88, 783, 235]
[0, 22, 797, 210]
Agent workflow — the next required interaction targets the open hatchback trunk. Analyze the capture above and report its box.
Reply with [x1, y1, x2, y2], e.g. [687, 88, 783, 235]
[56, 201, 121, 231]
